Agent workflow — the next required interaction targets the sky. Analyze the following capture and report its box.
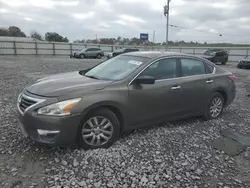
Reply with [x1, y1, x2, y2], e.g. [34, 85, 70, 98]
[0, 0, 250, 43]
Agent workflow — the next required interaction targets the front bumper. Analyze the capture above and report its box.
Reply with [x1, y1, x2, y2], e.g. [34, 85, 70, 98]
[237, 62, 250, 69]
[17, 93, 82, 146]
[107, 54, 113, 59]
[70, 53, 81, 58]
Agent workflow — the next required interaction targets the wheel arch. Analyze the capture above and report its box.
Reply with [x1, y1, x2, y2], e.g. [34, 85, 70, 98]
[80, 101, 125, 134]
[213, 88, 228, 106]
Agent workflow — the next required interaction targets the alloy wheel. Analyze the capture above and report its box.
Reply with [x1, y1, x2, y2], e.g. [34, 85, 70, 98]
[82, 116, 113, 146]
[209, 97, 223, 118]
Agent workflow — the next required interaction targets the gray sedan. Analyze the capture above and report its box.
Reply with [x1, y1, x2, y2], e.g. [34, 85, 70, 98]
[17, 52, 236, 149]
[71, 48, 104, 59]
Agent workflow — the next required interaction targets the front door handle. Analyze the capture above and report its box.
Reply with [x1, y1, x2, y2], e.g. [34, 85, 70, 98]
[206, 80, 213, 84]
[171, 86, 181, 90]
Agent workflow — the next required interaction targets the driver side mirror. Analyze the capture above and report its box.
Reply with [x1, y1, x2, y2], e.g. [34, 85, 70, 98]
[134, 76, 155, 85]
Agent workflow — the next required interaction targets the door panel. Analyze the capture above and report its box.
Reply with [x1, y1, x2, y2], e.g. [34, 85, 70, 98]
[85, 49, 90, 57]
[179, 58, 208, 115]
[128, 78, 183, 125]
[217, 52, 224, 62]
[127, 58, 183, 126]
[178, 75, 207, 115]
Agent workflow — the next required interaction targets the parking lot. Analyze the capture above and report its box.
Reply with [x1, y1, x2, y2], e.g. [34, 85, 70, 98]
[0, 56, 250, 188]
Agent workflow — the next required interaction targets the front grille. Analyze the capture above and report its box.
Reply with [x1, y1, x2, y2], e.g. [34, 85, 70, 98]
[19, 95, 37, 112]
[242, 61, 250, 64]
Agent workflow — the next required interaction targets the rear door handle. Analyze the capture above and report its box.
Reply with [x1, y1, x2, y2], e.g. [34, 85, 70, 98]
[206, 80, 213, 84]
[171, 86, 181, 90]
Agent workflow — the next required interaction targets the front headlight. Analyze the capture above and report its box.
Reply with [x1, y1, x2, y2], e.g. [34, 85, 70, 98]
[37, 98, 81, 116]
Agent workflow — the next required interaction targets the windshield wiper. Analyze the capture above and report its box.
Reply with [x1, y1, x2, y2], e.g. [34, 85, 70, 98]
[85, 75, 99, 80]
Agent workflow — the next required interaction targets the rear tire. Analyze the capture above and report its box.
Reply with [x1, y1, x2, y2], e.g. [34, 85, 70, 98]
[204, 92, 224, 120]
[78, 108, 120, 150]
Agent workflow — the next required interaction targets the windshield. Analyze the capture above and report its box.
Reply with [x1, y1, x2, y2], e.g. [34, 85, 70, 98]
[80, 48, 87, 52]
[204, 50, 216, 55]
[244, 56, 250, 59]
[115, 48, 125, 52]
[85, 55, 148, 80]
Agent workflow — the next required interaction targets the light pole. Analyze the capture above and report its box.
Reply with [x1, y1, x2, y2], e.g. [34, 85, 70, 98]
[153, 30, 155, 44]
[164, 0, 171, 51]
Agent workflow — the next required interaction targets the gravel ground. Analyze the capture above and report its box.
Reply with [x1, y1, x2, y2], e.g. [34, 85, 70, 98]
[0, 56, 250, 188]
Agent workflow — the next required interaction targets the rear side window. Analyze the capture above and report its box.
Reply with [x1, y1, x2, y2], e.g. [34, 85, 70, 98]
[181, 58, 205, 76]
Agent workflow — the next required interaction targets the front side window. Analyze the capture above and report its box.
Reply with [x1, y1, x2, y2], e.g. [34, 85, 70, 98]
[206, 63, 215, 74]
[181, 58, 205, 76]
[140, 58, 177, 80]
[85, 55, 149, 80]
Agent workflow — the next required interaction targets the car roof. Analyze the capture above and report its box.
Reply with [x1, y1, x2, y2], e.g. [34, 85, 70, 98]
[206, 49, 225, 52]
[122, 51, 196, 59]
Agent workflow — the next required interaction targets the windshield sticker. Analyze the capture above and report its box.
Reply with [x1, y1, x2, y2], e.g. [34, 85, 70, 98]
[128, 60, 143, 66]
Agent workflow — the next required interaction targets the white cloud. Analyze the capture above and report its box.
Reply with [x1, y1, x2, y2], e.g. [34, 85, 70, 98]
[99, 23, 110, 28]
[113, 20, 127, 26]
[120, 15, 145, 23]
[0, 0, 250, 43]
[59, 1, 79, 6]
[0, 0, 26, 7]
[73, 12, 95, 20]
[24, 17, 33, 21]
[1, 0, 79, 8]
[0, 8, 9, 13]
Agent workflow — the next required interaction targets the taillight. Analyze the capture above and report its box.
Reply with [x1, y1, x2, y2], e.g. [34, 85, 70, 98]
[228, 75, 237, 81]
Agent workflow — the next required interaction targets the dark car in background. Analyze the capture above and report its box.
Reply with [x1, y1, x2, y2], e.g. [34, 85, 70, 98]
[237, 56, 250, 69]
[202, 49, 228, 65]
[107, 48, 139, 59]
[17, 51, 236, 149]
[71, 48, 104, 59]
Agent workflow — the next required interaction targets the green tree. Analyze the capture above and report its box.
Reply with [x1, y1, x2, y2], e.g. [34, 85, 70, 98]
[45, 32, 69, 42]
[8, 26, 26, 37]
[117, 36, 121, 42]
[30, 30, 42, 40]
[0, 28, 9, 36]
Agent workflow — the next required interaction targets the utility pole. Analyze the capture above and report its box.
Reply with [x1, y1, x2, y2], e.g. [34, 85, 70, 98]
[153, 30, 155, 44]
[164, 0, 171, 51]
[96, 33, 98, 44]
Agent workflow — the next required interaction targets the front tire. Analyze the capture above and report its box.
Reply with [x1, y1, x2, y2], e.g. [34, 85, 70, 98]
[80, 54, 85, 59]
[204, 92, 224, 120]
[96, 54, 101, 59]
[221, 60, 227, 65]
[78, 108, 120, 150]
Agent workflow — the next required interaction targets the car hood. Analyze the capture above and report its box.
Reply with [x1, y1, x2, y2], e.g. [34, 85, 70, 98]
[241, 58, 250, 62]
[113, 52, 123, 55]
[74, 51, 82, 54]
[26, 71, 113, 97]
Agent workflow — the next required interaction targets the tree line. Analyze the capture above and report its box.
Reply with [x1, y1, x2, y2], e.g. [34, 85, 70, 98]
[0, 26, 69, 42]
[0, 25, 250, 47]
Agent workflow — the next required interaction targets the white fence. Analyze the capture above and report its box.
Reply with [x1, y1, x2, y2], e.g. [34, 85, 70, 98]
[0, 41, 249, 62]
